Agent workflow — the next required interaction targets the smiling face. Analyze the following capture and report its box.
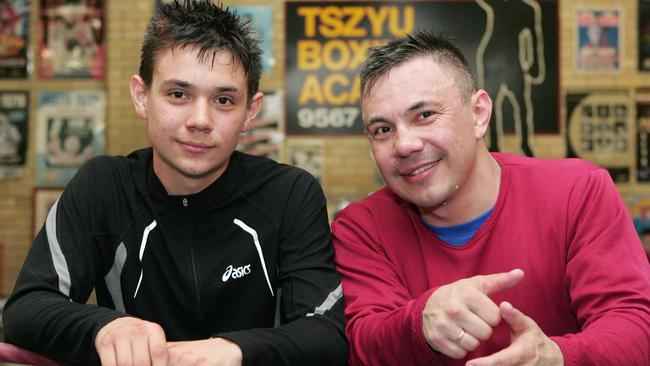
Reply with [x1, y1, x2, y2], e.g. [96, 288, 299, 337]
[130, 46, 262, 195]
[363, 56, 493, 220]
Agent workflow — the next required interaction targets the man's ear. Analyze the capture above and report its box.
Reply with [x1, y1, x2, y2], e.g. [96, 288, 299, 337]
[242, 91, 264, 132]
[130, 74, 149, 120]
[472, 89, 493, 139]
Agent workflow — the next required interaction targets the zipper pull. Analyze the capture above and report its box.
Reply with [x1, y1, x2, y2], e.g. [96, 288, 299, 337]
[182, 198, 188, 207]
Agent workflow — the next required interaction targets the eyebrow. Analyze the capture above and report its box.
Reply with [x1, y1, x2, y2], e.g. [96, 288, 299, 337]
[365, 100, 435, 126]
[161, 79, 241, 94]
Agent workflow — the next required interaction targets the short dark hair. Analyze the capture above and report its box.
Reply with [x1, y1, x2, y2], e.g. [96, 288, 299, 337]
[360, 31, 476, 103]
[139, 0, 262, 102]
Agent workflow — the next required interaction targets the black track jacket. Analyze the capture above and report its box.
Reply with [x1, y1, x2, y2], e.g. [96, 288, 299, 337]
[4, 148, 348, 365]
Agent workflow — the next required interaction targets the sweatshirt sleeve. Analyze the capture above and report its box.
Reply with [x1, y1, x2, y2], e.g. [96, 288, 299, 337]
[550, 168, 650, 365]
[2, 159, 127, 366]
[331, 205, 442, 366]
[218, 171, 348, 366]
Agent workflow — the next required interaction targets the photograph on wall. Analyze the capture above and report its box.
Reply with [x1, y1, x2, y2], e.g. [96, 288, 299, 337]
[0, 90, 28, 179]
[38, 0, 105, 79]
[230, 6, 275, 73]
[565, 91, 633, 183]
[237, 90, 285, 161]
[637, 89, 650, 182]
[32, 187, 63, 237]
[36, 90, 105, 186]
[0, 0, 30, 78]
[639, 0, 650, 71]
[287, 138, 323, 182]
[576, 7, 620, 71]
[285, 0, 559, 149]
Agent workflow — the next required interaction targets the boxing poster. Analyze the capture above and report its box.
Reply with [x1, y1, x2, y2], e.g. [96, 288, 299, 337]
[36, 90, 105, 186]
[576, 7, 621, 71]
[0, 90, 28, 179]
[0, 0, 29, 78]
[285, 0, 559, 150]
[38, 0, 105, 79]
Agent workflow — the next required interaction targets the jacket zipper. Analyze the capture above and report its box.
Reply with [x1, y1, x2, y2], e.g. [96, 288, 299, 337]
[183, 197, 204, 323]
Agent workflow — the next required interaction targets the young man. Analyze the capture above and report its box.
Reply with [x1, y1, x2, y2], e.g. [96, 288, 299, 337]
[332, 31, 650, 365]
[3, 1, 348, 365]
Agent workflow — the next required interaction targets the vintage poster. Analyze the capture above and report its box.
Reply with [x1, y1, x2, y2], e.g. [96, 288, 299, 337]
[639, 0, 650, 71]
[237, 90, 285, 161]
[637, 89, 650, 182]
[38, 0, 105, 79]
[287, 138, 323, 182]
[565, 91, 633, 183]
[0, 0, 29, 78]
[576, 8, 620, 71]
[0, 90, 28, 179]
[36, 90, 105, 186]
[285, 0, 559, 147]
[231, 6, 275, 73]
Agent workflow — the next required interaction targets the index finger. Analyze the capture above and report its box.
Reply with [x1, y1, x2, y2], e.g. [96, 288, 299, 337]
[475, 269, 524, 295]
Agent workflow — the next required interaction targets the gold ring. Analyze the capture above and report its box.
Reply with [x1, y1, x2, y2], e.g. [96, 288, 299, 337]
[453, 329, 465, 343]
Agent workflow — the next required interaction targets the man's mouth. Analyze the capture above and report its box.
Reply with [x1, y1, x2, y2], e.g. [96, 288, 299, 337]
[410, 163, 436, 176]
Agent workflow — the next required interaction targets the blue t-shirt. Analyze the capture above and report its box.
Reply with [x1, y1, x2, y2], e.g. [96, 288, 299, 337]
[422, 207, 494, 246]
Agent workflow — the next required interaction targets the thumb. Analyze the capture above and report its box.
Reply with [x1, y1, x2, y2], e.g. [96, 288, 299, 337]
[476, 268, 524, 295]
[500, 301, 534, 336]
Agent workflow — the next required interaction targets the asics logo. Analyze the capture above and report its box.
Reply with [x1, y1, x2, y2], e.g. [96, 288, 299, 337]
[222, 264, 251, 282]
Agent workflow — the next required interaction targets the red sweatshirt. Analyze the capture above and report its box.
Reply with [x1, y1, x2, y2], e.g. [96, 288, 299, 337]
[333, 153, 650, 366]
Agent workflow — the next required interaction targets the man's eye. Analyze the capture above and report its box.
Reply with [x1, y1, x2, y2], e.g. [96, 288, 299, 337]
[217, 97, 232, 105]
[170, 91, 185, 99]
[422, 111, 434, 118]
[374, 126, 391, 135]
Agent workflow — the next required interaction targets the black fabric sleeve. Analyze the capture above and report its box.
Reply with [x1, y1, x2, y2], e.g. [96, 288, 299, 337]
[219, 171, 349, 366]
[2, 158, 127, 366]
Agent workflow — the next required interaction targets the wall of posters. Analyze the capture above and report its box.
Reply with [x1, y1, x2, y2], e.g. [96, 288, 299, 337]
[0, 0, 29, 78]
[36, 90, 105, 186]
[565, 91, 633, 183]
[0, 90, 28, 179]
[230, 6, 275, 73]
[285, 0, 559, 145]
[38, 0, 105, 79]
[576, 7, 620, 71]
[639, 0, 650, 71]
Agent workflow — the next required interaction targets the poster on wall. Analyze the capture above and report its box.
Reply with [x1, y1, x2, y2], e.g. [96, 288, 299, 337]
[639, 0, 650, 71]
[637, 89, 650, 182]
[576, 7, 620, 71]
[0, 90, 28, 179]
[237, 90, 285, 161]
[38, 0, 105, 79]
[285, 0, 559, 149]
[36, 90, 105, 186]
[230, 6, 275, 73]
[565, 91, 633, 183]
[0, 0, 30, 78]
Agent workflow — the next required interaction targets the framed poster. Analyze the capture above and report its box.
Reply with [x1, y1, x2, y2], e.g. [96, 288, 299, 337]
[285, 0, 559, 147]
[230, 6, 275, 73]
[0, 90, 28, 179]
[287, 138, 324, 182]
[576, 7, 620, 71]
[32, 187, 63, 236]
[38, 0, 105, 79]
[36, 90, 105, 186]
[565, 91, 633, 183]
[0, 0, 30, 78]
